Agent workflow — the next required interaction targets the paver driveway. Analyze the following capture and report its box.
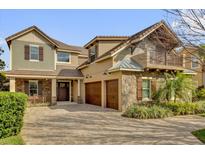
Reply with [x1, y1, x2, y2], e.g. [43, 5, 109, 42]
[22, 103, 205, 144]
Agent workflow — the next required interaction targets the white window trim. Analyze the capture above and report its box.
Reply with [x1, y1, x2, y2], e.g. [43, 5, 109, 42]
[29, 80, 38, 96]
[191, 55, 199, 69]
[142, 79, 152, 101]
[56, 51, 71, 64]
[29, 44, 40, 62]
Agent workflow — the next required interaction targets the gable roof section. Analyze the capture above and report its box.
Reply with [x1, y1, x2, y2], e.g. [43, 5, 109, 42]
[6, 25, 84, 52]
[98, 20, 180, 60]
[84, 36, 129, 48]
[79, 20, 180, 69]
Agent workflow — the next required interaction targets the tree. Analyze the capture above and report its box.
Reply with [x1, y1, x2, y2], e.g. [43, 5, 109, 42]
[154, 72, 195, 103]
[0, 46, 6, 90]
[165, 9, 205, 67]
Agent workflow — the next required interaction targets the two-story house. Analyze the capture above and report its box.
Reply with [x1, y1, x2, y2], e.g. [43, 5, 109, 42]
[5, 20, 185, 111]
[5, 26, 88, 104]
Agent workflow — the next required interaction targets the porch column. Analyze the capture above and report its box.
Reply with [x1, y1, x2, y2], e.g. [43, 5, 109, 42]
[10, 77, 16, 92]
[51, 78, 57, 105]
[77, 79, 82, 103]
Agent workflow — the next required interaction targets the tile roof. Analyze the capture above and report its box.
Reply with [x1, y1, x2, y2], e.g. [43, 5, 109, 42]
[84, 36, 129, 48]
[80, 20, 180, 69]
[6, 25, 88, 53]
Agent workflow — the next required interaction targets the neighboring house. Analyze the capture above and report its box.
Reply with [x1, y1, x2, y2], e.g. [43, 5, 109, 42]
[5, 20, 185, 111]
[181, 47, 204, 88]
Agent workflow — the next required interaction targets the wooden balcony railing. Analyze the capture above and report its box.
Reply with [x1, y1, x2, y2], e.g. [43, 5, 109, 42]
[149, 51, 183, 67]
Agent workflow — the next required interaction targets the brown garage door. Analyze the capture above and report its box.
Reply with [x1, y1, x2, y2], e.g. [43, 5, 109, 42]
[85, 82, 101, 106]
[106, 79, 118, 110]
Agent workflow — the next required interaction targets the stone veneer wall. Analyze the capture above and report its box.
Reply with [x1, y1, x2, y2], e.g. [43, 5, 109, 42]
[15, 78, 52, 104]
[121, 71, 166, 111]
[121, 72, 137, 111]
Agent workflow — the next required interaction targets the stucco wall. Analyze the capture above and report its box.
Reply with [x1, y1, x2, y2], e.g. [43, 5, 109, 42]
[11, 39, 55, 70]
[98, 41, 121, 57]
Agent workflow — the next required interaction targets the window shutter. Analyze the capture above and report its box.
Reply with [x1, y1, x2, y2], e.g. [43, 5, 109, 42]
[151, 79, 157, 97]
[39, 47, 43, 61]
[24, 80, 29, 95]
[137, 77, 142, 100]
[38, 81, 43, 96]
[24, 45, 29, 60]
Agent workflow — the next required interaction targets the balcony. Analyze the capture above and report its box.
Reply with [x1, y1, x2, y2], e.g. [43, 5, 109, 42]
[148, 51, 183, 70]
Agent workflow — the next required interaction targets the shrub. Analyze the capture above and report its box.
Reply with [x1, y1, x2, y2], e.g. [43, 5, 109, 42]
[122, 104, 173, 119]
[0, 92, 28, 139]
[160, 101, 205, 115]
[195, 88, 205, 101]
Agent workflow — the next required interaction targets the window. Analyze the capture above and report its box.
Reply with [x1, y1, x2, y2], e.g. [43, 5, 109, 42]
[89, 46, 96, 62]
[30, 45, 39, 60]
[142, 79, 151, 99]
[29, 80, 38, 96]
[191, 56, 199, 68]
[57, 52, 70, 62]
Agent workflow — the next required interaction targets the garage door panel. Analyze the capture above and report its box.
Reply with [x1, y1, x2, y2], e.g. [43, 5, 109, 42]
[106, 79, 118, 110]
[85, 82, 101, 106]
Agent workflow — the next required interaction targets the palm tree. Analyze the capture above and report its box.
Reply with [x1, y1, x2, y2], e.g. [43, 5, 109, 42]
[154, 72, 195, 103]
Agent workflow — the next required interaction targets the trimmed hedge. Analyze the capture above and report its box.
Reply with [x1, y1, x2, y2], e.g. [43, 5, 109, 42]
[122, 104, 173, 119]
[160, 101, 205, 115]
[0, 92, 28, 139]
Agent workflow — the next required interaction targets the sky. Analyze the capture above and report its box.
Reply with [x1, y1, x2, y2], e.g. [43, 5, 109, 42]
[0, 9, 165, 70]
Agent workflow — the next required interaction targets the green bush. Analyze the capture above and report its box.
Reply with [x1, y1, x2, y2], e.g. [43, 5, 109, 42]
[195, 88, 205, 101]
[160, 101, 205, 115]
[122, 104, 173, 119]
[0, 92, 28, 139]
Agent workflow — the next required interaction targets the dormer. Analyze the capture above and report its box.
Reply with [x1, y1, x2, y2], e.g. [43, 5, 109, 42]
[84, 36, 128, 63]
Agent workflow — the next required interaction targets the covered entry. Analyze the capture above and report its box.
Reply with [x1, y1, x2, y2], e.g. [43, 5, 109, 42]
[85, 82, 101, 106]
[106, 79, 118, 110]
[57, 82, 71, 101]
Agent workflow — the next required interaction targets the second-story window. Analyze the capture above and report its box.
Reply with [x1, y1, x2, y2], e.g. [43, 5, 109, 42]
[30, 45, 39, 61]
[191, 56, 199, 69]
[57, 51, 70, 62]
[90, 46, 96, 62]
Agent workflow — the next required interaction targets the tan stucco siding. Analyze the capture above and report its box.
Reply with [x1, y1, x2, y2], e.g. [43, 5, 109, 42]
[11, 40, 55, 70]
[97, 41, 121, 57]
[16, 31, 52, 44]
[78, 57, 88, 65]
[81, 58, 113, 78]
[72, 80, 78, 102]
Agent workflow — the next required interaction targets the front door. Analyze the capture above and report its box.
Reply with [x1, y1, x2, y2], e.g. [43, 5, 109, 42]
[57, 82, 70, 101]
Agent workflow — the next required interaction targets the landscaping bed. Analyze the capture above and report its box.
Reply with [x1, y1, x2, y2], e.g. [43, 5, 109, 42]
[0, 134, 24, 145]
[122, 101, 205, 119]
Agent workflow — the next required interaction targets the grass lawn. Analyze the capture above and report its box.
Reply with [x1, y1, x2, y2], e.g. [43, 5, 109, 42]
[0, 134, 24, 145]
[192, 129, 205, 144]
[199, 113, 205, 117]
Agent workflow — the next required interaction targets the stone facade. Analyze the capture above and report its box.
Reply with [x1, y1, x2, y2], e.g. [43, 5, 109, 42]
[121, 71, 167, 111]
[121, 72, 137, 111]
[15, 78, 52, 104]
